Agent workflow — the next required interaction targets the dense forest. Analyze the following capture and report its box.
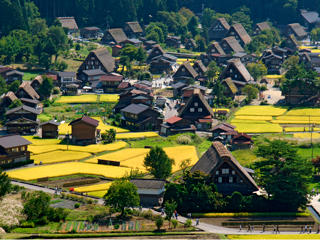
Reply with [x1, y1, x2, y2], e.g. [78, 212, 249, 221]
[2, 0, 320, 35]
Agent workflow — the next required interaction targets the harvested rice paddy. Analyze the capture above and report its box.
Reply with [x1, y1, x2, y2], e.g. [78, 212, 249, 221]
[56, 95, 98, 103]
[115, 132, 159, 139]
[235, 106, 288, 116]
[74, 182, 112, 193]
[234, 123, 283, 133]
[293, 133, 320, 138]
[234, 116, 273, 121]
[285, 107, 320, 116]
[33, 150, 92, 164]
[284, 127, 320, 132]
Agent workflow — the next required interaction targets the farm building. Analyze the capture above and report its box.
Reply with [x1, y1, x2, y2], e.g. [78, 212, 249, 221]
[123, 22, 143, 39]
[191, 141, 259, 196]
[160, 116, 196, 137]
[171, 82, 188, 98]
[59, 72, 80, 89]
[166, 36, 181, 48]
[224, 23, 252, 47]
[185, 38, 197, 50]
[65, 84, 79, 96]
[143, 40, 157, 50]
[130, 179, 166, 206]
[0, 91, 17, 116]
[181, 85, 206, 103]
[261, 48, 285, 75]
[80, 27, 101, 38]
[232, 52, 255, 66]
[252, 22, 271, 36]
[220, 37, 244, 55]
[300, 10, 320, 32]
[79, 69, 106, 83]
[40, 121, 60, 138]
[231, 133, 254, 151]
[211, 123, 237, 142]
[172, 61, 199, 84]
[120, 38, 142, 48]
[30, 75, 43, 93]
[15, 82, 40, 101]
[283, 23, 307, 40]
[69, 116, 100, 145]
[285, 34, 299, 51]
[0, 134, 32, 166]
[206, 42, 226, 56]
[101, 28, 128, 45]
[208, 18, 230, 42]
[5, 70, 24, 85]
[57, 17, 78, 31]
[146, 44, 166, 63]
[20, 98, 39, 108]
[99, 73, 125, 93]
[222, 78, 238, 99]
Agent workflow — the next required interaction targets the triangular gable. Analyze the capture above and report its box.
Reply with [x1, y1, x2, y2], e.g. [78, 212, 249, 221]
[146, 45, 165, 62]
[6, 117, 38, 124]
[206, 42, 226, 55]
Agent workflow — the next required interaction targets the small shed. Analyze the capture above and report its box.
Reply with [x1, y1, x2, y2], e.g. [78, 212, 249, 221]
[65, 84, 79, 96]
[231, 132, 253, 151]
[40, 120, 60, 138]
[69, 115, 100, 144]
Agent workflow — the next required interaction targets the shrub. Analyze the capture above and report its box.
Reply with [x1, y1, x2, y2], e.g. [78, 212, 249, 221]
[53, 88, 61, 94]
[114, 224, 120, 229]
[63, 178, 100, 187]
[61, 192, 65, 198]
[87, 198, 93, 204]
[155, 217, 164, 230]
[20, 222, 35, 228]
[184, 219, 192, 228]
[65, 194, 70, 199]
[75, 44, 81, 51]
[74, 203, 81, 209]
[176, 135, 192, 145]
[171, 219, 178, 228]
[37, 216, 49, 226]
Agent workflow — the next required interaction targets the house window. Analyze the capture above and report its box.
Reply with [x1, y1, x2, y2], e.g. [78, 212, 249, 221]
[232, 170, 235, 175]
[86, 66, 89, 69]
[218, 177, 222, 183]
[182, 68, 185, 71]
[231, 32, 234, 35]
[235, 74, 238, 78]
[229, 177, 233, 183]
[190, 108, 195, 112]
[211, 49, 215, 52]
[216, 170, 219, 175]
[11, 147, 19, 153]
[230, 69, 233, 73]
[222, 168, 229, 174]
[194, 102, 198, 107]
[156, 51, 159, 53]
[240, 179, 243, 183]
[13, 77, 18, 80]
[253, 31, 256, 34]
[21, 146, 26, 151]
[198, 108, 202, 112]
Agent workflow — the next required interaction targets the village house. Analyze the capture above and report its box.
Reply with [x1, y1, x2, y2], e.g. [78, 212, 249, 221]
[99, 73, 124, 93]
[149, 56, 177, 74]
[206, 42, 226, 56]
[285, 34, 299, 51]
[101, 28, 128, 45]
[0, 91, 17, 117]
[299, 52, 311, 67]
[261, 49, 285, 75]
[252, 22, 271, 36]
[181, 85, 207, 103]
[281, 79, 317, 105]
[185, 38, 197, 50]
[146, 44, 165, 63]
[120, 38, 142, 48]
[57, 17, 78, 32]
[172, 61, 199, 84]
[42, 70, 60, 87]
[191, 141, 259, 196]
[171, 82, 188, 98]
[20, 98, 39, 108]
[80, 27, 101, 38]
[59, 72, 80, 89]
[123, 22, 143, 39]
[198, 54, 213, 67]
[65, 84, 79, 96]
[193, 60, 207, 85]
[30, 75, 43, 94]
[79, 69, 106, 83]
[4, 70, 24, 85]
[77, 48, 117, 85]
[232, 52, 255, 66]
[160, 116, 196, 137]
[15, 82, 40, 101]
[224, 23, 252, 47]
[130, 179, 165, 206]
[300, 10, 320, 32]
[0, 134, 32, 166]
[143, 40, 157, 50]
[40, 121, 60, 138]
[0, 66, 13, 82]
[283, 23, 307, 40]
[178, 89, 215, 130]
[231, 133, 254, 151]
[69, 116, 100, 145]
[220, 37, 244, 55]
[166, 36, 181, 48]
[222, 78, 238, 99]
[5, 105, 40, 134]
[208, 18, 230, 42]
[218, 58, 254, 90]
[120, 103, 161, 131]
[211, 123, 237, 142]
[111, 45, 122, 57]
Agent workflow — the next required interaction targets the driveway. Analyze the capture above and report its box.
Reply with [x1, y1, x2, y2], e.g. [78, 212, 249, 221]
[152, 77, 172, 89]
[163, 98, 178, 119]
[262, 85, 285, 105]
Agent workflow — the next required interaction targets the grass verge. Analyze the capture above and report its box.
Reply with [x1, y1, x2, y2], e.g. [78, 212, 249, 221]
[192, 212, 309, 218]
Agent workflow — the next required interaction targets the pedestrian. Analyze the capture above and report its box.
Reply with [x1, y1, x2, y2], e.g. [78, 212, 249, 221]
[161, 208, 164, 215]
[175, 212, 178, 220]
[276, 225, 280, 234]
[317, 224, 320, 234]
[239, 224, 241, 231]
[310, 226, 312, 234]
[262, 224, 265, 232]
[305, 225, 308, 233]
[54, 187, 57, 194]
[300, 226, 304, 234]
[196, 218, 199, 226]
[252, 225, 254, 232]
[272, 225, 276, 234]
[187, 213, 191, 219]
[248, 224, 251, 232]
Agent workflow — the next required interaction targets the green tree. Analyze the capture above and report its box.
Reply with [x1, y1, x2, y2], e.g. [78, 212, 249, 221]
[146, 30, 160, 43]
[103, 180, 140, 216]
[9, 99, 23, 109]
[42, 37, 57, 68]
[179, 7, 194, 22]
[48, 25, 68, 62]
[23, 191, 51, 221]
[187, 15, 199, 37]
[103, 129, 116, 143]
[241, 84, 259, 102]
[246, 61, 267, 81]
[155, 217, 164, 230]
[164, 200, 177, 229]
[39, 75, 54, 99]
[195, 35, 206, 52]
[9, 80, 21, 93]
[30, 18, 47, 35]
[179, 158, 191, 176]
[231, 9, 252, 34]
[205, 61, 220, 80]
[0, 76, 8, 96]
[119, 55, 131, 74]
[143, 146, 175, 179]
[255, 139, 313, 211]
[283, 55, 300, 80]
[0, 168, 11, 198]
[136, 47, 147, 65]
[119, 44, 138, 61]
[212, 80, 225, 100]
[311, 28, 320, 44]
[55, 60, 68, 71]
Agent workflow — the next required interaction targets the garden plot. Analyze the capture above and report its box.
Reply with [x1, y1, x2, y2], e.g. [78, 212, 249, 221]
[23, 136, 62, 145]
[99, 94, 119, 102]
[234, 116, 273, 121]
[235, 106, 288, 116]
[293, 133, 320, 138]
[284, 127, 320, 132]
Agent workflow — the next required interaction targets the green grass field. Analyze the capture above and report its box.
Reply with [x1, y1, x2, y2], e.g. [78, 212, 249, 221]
[22, 70, 43, 81]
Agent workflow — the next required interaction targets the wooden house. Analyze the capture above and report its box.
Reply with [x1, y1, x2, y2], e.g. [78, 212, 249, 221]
[193, 60, 207, 80]
[171, 82, 188, 98]
[218, 58, 254, 89]
[42, 70, 59, 87]
[144, 40, 157, 50]
[120, 38, 142, 48]
[79, 69, 106, 83]
[69, 116, 100, 144]
[99, 73, 124, 93]
[285, 34, 299, 51]
[166, 36, 181, 48]
[149, 57, 176, 74]
[261, 49, 284, 75]
[112, 45, 122, 57]
[185, 39, 197, 50]
[15, 82, 40, 100]
[222, 78, 238, 99]
[5, 70, 24, 85]
[300, 10, 320, 32]
[252, 22, 271, 36]
[77, 48, 117, 85]
[160, 116, 196, 137]
[281, 82, 317, 105]
[231, 133, 253, 151]
[0, 134, 32, 166]
[206, 42, 226, 56]
[101, 28, 128, 45]
[181, 85, 207, 103]
[211, 123, 237, 141]
[20, 98, 39, 108]
[198, 53, 213, 67]
[191, 141, 259, 196]
[80, 27, 101, 38]
[146, 44, 166, 63]
[59, 72, 80, 88]
[178, 89, 215, 130]
[129, 179, 165, 206]
[5, 105, 40, 134]
[0, 91, 17, 116]
[65, 84, 79, 96]
[0, 66, 13, 83]
[283, 23, 307, 40]
[224, 24, 252, 47]
[57, 17, 78, 31]
[232, 52, 255, 66]
[121, 103, 160, 131]
[123, 22, 143, 39]
[299, 52, 311, 66]
[208, 18, 230, 42]
[40, 120, 60, 138]
[30, 75, 43, 93]
[220, 37, 244, 55]
[172, 61, 199, 84]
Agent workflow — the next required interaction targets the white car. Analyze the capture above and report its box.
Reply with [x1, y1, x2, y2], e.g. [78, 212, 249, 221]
[95, 89, 104, 94]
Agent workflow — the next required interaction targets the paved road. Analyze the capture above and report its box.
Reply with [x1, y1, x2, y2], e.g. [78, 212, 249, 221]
[152, 77, 172, 89]
[164, 98, 178, 119]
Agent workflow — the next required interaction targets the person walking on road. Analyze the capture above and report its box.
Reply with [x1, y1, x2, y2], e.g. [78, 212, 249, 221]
[276, 225, 280, 234]
[196, 218, 199, 225]
[174, 210, 178, 220]
[305, 225, 308, 233]
[317, 224, 320, 234]
[239, 224, 241, 231]
[262, 224, 265, 232]
[247, 224, 251, 232]
[309, 226, 312, 234]
[272, 225, 276, 234]
[300, 226, 304, 234]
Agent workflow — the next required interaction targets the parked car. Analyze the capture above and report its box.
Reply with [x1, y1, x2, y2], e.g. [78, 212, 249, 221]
[95, 89, 104, 94]
[153, 107, 163, 113]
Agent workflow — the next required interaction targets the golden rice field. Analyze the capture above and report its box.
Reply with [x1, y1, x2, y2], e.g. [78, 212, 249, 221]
[74, 182, 112, 193]
[56, 95, 98, 103]
[7, 162, 132, 181]
[284, 127, 320, 132]
[33, 150, 92, 164]
[235, 106, 288, 116]
[265, 75, 283, 79]
[299, 46, 314, 50]
[234, 116, 273, 121]
[91, 117, 129, 133]
[115, 132, 159, 139]
[85, 148, 150, 163]
[230, 120, 270, 124]
[23, 136, 61, 145]
[120, 154, 149, 172]
[285, 107, 320, 116]
[234, 123, 283, 133]
[163, 146, 198, 172]
[58, 123, 71, 135]
[89, 190, 109, 198]
[272, 120, 320, 124]
[227, 235, 320, 239]
[212, 108, 230, 112]
[293, 133, 320, 138]
[99, 94, 119, 102]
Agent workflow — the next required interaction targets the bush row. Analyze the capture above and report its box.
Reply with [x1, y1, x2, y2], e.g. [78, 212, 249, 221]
[191, 212, 310, 218]
[222, 220, 315, 226]
[63, 178, 100, 187]
[1, 160, 34, 170]
[61, 193, 97, 204]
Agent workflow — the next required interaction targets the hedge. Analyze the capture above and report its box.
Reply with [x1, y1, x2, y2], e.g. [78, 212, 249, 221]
[1, 160, 34, 170]
[63, 178, 100, 187]
[222, 220, 315, 226]
[191, 212, 310, 218]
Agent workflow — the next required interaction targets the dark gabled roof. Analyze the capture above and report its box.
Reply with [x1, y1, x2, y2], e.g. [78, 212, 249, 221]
[130, 178, 165, 189]
[59, 72, 76, 77]
[219, 58, 253, 82]
[100, 73, 124, 82]
[222, 123, 236, 129]
[208, 18, 231, 39]
[223, 78, 238, 94]
[221, 37, 244, 53]
[211, 124, 235, 132]
[207, 42, 226, 55]
[5, 104, 41, 115]
[138, 80, 153, 87]
[182, 84, 207, 91]
[57, 17, 78, 30]
[17, 82, 40, 100]
[190, 141, 258, 191]
[255, 22, 271, 31]
[1, 91, 17, 103]
[125, 22, 143, 33]
[82, 26, 100, 31]
[91, 81, 102, 88]
[233, 132, 252, 141]
[6, 70, 24, 76]
[0, 134, 32, 148]
[118, 82, 130, 89]
[66, 83, 79, 88]
[123, 38, 142, 44]
[92, 48, 116, 73]
[171, 82, 188, 89]
[186, 38, 196, 47]
[40, 120, 61, 126]
[193, 60, 207, 73]
[286, 34, 299, 47]
[146, 44, 166, 62]
[233, 52, 248, 58]
[0, 66, 12, 74]
[69, 115, 99, 127]
[82, 69, 106, 76]
[178, 89, 215, 118]
[103, 28, 128, 44]
[20, 98, 39, 105]
[300, 52, 311, 62]
[217, 18, 230, 30]
[31, 75, 43, 85]
[121, 103, 149, 115]
[145, 40, 157, 45]
[287, 23, 307, 37]
[227, 24, 252, 45]
[301, 11, 319, 23]
[162, 53, 178, 61]
[173, 61, 199, 79]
